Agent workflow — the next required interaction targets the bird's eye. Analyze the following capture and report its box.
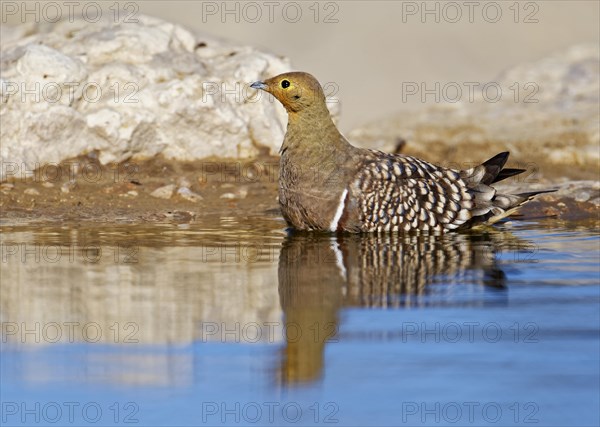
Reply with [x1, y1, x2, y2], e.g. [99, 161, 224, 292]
[281, 80, 290, 89]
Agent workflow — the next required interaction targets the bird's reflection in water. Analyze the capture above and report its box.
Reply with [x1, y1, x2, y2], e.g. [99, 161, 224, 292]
[276, 229, 516, 385]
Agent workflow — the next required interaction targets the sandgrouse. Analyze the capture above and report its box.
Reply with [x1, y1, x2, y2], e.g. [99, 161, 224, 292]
[251, 72, 550, 233]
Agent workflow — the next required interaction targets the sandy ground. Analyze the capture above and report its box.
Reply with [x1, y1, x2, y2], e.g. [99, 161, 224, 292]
[0, 155, 281, 224]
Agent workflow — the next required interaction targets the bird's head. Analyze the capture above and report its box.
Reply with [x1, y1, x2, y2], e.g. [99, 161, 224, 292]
[250, 72, 327, 113]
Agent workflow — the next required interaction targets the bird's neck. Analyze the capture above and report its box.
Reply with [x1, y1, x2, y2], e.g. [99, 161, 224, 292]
[282, 104, 351, 160]
[280, 104, 358, 200]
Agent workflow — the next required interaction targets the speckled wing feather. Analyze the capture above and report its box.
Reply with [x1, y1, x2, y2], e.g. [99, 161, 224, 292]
[342, 151, 474, 232]
[336, 150, 552, 232]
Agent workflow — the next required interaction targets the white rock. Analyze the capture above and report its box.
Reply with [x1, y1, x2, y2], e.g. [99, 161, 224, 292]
[177, 186, 203, 202]
[24, 188, 40, 195]
[150, 184, 176, 199]
[0, 15, 312, 179]
[575, 192, 591, 202]
[17, 44, 87, 85]
[236, 187, 249, 199]
[61, 180, 77, 193]
[177, 177, 191, 188]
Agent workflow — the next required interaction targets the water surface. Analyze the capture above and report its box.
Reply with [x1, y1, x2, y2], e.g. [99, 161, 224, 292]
[1, 218, 598, 426]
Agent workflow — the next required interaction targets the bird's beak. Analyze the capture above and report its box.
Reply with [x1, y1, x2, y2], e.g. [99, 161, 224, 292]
[250, 81, 268, 91]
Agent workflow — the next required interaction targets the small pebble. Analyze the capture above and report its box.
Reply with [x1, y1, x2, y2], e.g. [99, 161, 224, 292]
[178, 177, 192, 188]
[24, 188, 40, 196]
[150, 184, 176, 199]
[1, 183, 15, 193]
[61, 181, 77, 193]
[119, 190, 138, 198]
[177, 187, 203, 202]
[220, 192, 236, 199]
[237, 187, 249, 199]
[575, 191, 591, 202]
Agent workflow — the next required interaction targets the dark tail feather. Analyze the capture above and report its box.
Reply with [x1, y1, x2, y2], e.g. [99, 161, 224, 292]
[480, 152, 527, 184]
[462, 153, 556, 227]
[493, 168, 526, 183]
[480, 151, 509, 185]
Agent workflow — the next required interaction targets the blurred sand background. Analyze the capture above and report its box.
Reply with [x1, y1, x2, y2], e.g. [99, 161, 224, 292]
[3, 0, 599, 131]
[137, 0, 599, 131]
